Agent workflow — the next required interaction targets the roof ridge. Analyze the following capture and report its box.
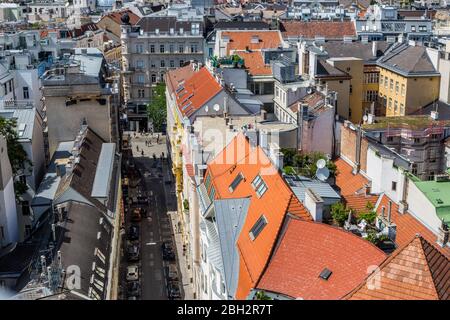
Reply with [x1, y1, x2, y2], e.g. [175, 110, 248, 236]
[343, 233, 442, 300]
[418, 236, 450, 300]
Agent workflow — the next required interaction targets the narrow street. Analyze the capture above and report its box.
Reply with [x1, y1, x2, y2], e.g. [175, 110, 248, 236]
[118, 132, 180, 300]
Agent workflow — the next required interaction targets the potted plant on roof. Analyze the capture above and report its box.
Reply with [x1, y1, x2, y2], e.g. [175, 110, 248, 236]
[232, 54, 241, 68]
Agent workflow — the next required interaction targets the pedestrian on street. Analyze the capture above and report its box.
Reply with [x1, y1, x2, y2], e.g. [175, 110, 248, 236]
[157, 134, 159, 144]
[136, 145, 139, 152]
[141, 150, 144, 156]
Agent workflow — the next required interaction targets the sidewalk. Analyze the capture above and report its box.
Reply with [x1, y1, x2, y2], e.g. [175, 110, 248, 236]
[167, 210, 194, 300]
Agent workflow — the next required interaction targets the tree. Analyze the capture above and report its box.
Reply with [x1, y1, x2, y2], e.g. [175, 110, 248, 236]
[147, 83, 167, 132]
[255, 290, 272, 300]
[331, 202, 349, 227]
[280, 149, 337, 179]
[0, 117, 32, 196]
[358, 201, 377, 225]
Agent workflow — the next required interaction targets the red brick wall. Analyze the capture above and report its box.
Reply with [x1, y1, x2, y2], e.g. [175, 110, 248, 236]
[340, 123, 368, 172]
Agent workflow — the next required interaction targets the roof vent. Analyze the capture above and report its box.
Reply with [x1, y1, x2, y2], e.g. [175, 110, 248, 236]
[319, 268, 332, 280]
[251, 35, 259, 44]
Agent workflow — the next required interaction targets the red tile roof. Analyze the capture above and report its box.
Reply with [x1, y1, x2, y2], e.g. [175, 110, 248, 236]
[257, 217, 386, 299]
[344, 193, 380, 216]
[222, 31, 283, 54]
[166, 64, 195, 96]
[346, 235, 450, 300]
[376, 194, 450, 258]
[206, 133, 312, 299]
[237, 51, 272, 76]
[166, 65, 223, 118]
[334, 158, 369, 196]
[103, 10, 140, 26]
[280, 21, 356, 39]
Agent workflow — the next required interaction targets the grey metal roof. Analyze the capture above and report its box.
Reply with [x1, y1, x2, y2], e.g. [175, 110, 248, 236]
[0, 107, 36, 141]
[31, 141, 74, 216]
[55, 202, 112, 299]
[91, 143, 116, 198]
[285, 175, 340, 202]
[322, 41, 392, 64]
[197, 183, 211, 213]
[377, 43, 439, 76]
[73, 54, 103, 77]
[204, 218, 223, 274]
[214, 197, 250, 299]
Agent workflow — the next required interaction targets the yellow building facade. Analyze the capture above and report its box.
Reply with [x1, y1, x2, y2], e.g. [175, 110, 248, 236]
[379, 68, 440, 117]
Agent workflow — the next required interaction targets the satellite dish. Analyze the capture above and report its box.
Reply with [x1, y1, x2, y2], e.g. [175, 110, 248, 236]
[363, 115, 368, 122]
[292, 86, 298, 92]
[316, 167, 330, 182]
[205, 105, 209, 113]
[316, 158, 326, 169]
[213, 104, 220, 111]
[307, 87, 314, 94]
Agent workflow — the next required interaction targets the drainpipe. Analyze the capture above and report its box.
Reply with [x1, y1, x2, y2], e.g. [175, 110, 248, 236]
[352, 126, 362, 175]
[398, 170, 409, 214]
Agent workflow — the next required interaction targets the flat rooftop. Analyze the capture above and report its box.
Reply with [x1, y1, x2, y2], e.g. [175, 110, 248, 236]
[411, 175, 450, 223]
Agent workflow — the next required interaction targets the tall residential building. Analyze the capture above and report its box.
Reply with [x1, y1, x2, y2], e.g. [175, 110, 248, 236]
[378, 43, 440, 116]
[355, 5, 433, 43]
[120, 6, 205, 131]
[41, 48, 119, 160]
[0, 135, 18, 248]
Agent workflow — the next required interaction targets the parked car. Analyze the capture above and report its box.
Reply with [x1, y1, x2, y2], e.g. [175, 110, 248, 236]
[127, 243, 140, 262]
[136, 196, 148, 205]
[166, 264, 178, 281]
[162, 241, 175, 261]
[127, 225, 139, 241]
[167, 281, 181, 300]
[126, 265, 139, 281]
[127, 281, 141, 297]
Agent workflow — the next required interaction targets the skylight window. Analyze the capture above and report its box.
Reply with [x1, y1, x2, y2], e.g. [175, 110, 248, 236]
[249, 215, 267, 241]
[251, 174, 267, 198]
[208, 186, 216, 201]
[176, 85, 184, 93]
[18, 123, 26, 137]
[182, 101, 192, 111]
[228, 172, 244, 193]
[205, 173, 211, 190]
[319, 268, 332, 280]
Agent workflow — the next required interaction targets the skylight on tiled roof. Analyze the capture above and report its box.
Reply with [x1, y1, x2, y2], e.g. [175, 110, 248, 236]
[229, 172, 244, 193]
[319, 268, 332, 280]
[249, 214, 267, 241]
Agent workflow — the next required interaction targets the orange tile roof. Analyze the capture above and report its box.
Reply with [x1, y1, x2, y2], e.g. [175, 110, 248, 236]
[167, 66, 223, 118]
[344, 193, 380, 216]
[280, 21, 356, 39]
[257, 217, 386, 299]
[237, 51, 272, 76]
[346, 235, 450, 300]
[376, 194, 450, 258]
[334, 158, 369, 196]
[206, 133, 312, 299]
[166, 64, 195, 96]
[222, 31, 283, 55]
